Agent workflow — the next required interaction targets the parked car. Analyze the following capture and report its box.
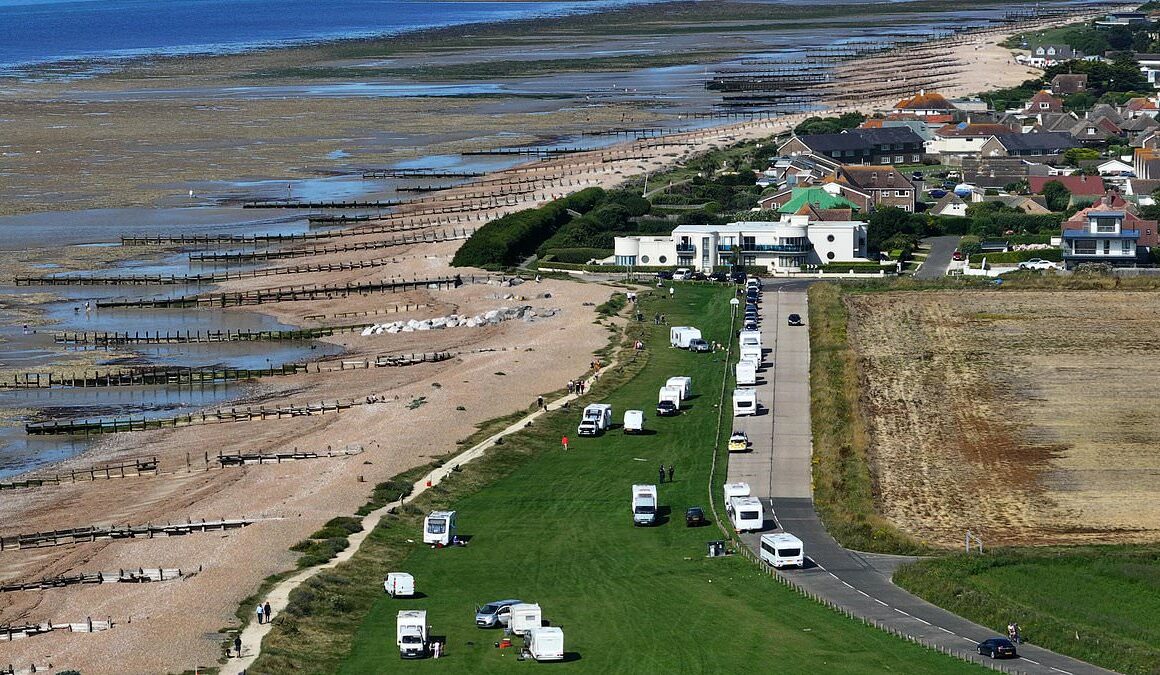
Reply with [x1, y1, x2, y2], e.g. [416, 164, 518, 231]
[685, 506, 707, 527]
[730, 271, 747, 284]
[976, 637, 1017, 659]
[655, 270, 674, 280]
[787, 313, 803, 326]
[743, 319, 758, 331]
[728, 431, 749, 452]
[476, 599, 524, 628]
[1018, 258, 1059, 270]
[951, 250, 964, 261]
[911, 171, 924, 181]
[927, 188, 948, 198]
[710, 271, 729, 282]
[656, 399, 679, 417]
[688, 338, 711, 352]
[690, 271, 707, 281]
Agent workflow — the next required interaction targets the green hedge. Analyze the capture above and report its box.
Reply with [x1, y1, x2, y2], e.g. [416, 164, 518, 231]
[816, 262, 893, 273]
[968, 249, 1062, 264]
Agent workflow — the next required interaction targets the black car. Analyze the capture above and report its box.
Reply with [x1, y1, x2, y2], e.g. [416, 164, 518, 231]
[710, 271, 729, 282]
[977, 637, 1017, 659]
[730, 271, 747, 284]
[685, 506, 707, 527]
[787, 313, 803, 326]
[656, 270, 674, 280]
[656, 400, 679, 417]
[690, 271, 707, 281]
[743, 320, 758, 331]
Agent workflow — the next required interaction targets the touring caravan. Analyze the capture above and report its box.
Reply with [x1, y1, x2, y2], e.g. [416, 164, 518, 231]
[665, 376, 692, 399]
[727, 495, 764, 532]
[384, 572, 415, 598]
[724, 482, 750, 501]
[732, 388, 757, 416]
[397, 610, 428, 659]
[670, 326, 702, 349]
[760, 533, 805, 568]
[527, 626, 565, 662]
[739, 343, 762, 365]
[735, 361, 757, 386]
[658, 386, 682, 410]
[423, 510, 457, 546]
[739, 330, 762, 351]
[632, 484, 659, 526]
[577, 403, 613, 436]
[623, 409, 644, 434]
[508, 603, 543, 636]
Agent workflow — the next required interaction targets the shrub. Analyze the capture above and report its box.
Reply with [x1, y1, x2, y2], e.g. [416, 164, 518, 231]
[452, 187, 605, 268]
[968, 248, 1062, 264]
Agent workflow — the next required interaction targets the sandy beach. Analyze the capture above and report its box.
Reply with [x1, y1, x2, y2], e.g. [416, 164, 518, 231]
[0, 5, 1111, 672]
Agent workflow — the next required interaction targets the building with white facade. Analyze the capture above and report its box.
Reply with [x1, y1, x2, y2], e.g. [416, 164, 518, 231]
[613, 215, 868, 273]
[1060, 205, 1150, 269]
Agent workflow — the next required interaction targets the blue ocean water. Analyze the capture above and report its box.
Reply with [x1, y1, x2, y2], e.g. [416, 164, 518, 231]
[0, 0, 647, 72]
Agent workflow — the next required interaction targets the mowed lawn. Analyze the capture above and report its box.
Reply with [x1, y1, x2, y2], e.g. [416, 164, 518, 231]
[341, 284, 976, 673]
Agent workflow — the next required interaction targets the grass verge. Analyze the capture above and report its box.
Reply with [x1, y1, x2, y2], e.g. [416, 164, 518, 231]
[894, 546, 1160, 675]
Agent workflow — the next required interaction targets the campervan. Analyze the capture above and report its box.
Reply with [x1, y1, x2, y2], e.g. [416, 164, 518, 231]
[739, 344, 762, 365]
[623, 409, 644, 434]
[665, 376, 692, 399]
[727, 495, 764, 532]
[527, 626, 565, 662]
[658, 386, 682, 411]
[397, 610, 428, 659]
[423, 510, 457, 546]
[508, 603, 543, 636]
[732, 388, 757, 416]
[760, 532, 805, 569]
[577, 403, 613, 436]
[384, 572, 415, 598]
[735, 361, 757, 386]
[632, 484, 659, 526]
[670, 326, 702, 349]
[739, 330, 762, 351]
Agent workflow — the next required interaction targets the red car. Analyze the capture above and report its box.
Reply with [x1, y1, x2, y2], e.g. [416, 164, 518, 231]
[952, 250, 964, 261]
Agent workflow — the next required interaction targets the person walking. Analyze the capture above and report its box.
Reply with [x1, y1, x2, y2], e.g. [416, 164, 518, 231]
[658, 464, 665, 484]
[669, 286, 675, 299]
[264, 601, 272, 624]
[234, 634, 242, 658]
[667, 464, 675, 482]
[256, 603, 264, 624]
[537, 395, 544, 411]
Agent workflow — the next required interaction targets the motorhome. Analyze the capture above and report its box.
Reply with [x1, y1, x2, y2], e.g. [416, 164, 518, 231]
[736, 361, 757, 386]
[760, 533, 805, 568]
[739, 344, 762, 365]
[632, 484, 659, 526]
[727, 495, 764, 532]
[739, 330, 762, 351]
[527, 626, 565, 662]
[658, 386, 682, 411]
[384, 572, 415, 598]
[508, 603, 543, 636]
[623, 409, 644, 434]
[670, 326, 702, 349]
[397, 610, 428, 659]
[577, 403, 613, 437]
[423, 510, 457, 546]
[732, 388, 757, 416]
[665, 376, 692, 399]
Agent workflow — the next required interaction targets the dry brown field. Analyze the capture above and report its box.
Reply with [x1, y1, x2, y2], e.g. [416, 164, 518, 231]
[847, 289, 1160, 548]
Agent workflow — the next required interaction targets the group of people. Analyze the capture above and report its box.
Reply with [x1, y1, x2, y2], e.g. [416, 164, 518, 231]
[658, 464, 675, 483]
[567, 379, 586, 395]
[256, 600, 273, 625]
[652, 313, 667, 325]
[1007, 621, 1021, 644]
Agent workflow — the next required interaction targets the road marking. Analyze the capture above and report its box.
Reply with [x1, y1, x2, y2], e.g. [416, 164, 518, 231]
[857, 590, 870, 597]
[827, 572, 839, 580]
[1050, 668, 1073, 675]
[841, 581, 854, 589]
[913, 617, 930, 625]
[893, 608, 910, 616]
[1022, 658, 1039, 665]
[937, 627, 953, 634]
[873, 598, 888, 606]
[963, 637, 978, 644]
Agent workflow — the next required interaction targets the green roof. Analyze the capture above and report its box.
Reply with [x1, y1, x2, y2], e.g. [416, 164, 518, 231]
[776, 187, 859, 214]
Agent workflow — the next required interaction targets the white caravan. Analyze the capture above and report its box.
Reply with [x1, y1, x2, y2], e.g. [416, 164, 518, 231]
[623, 409, 644, 434]
[632, 484, 659, 526]
[665, 376, 693, 399]
[739, 343, 762, 365]
[727, 495, 764, 532]
[423, 510, 457, 546]
[397, 610, 428, 659]
[384, 572, 415, 598]
[760, 533, 805, 569]
[527, 626, 565, 662]
[735, 361, 757, 386]
[732, 388, 757, 416]
[670, 326, 702, 349]
[508, 603, 543, 636]
[723, 482, 751, 501]
[577, 403, 613, 437]
[739, 330, 762, 351]
[658, 386, 682, 410]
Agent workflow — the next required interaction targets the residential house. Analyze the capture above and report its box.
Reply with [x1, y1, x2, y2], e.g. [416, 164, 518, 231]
[1029, 175, 1107, 203]
[1069, 115, 1124, 145]
[859, 119, 935, 142]
[1123, 97, 1160, 118]
[931, 193, 968, 217]
[1095, 11, 1148, 25]
[1026, 44, 1084, 68]
[1022, 90, 1064, 115]
[1135, 54, 1160, 89]
[1060, 197, 1159, 268]
[1087, 104, 1124, 126]
[928, 122, 1018, 163]
[986, 195, 1053, 214]
[1121, 115, 1160, 135]
[1097, 158, 1135, 176]
[1050, 73, 1088, 95]
[777, 127, 926, 165]
[1003, 111, 1079, 134]
[829, 165, 917, 212]
[978, 132, 1077, 161]
[1126, 178, 1160, 198]
[613, 214, 868, 273]
[755, 186, 860, 215]
[891, 90, 959, 119]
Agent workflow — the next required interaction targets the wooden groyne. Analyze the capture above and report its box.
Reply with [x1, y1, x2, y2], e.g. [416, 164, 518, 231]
[242, 199, 401, 209]
[0, 617, 113, 643]
[216, 446, 361, 466]
[0, 568, 183, 593]
[119, 218, 444, 247]
[363, 169, 485, 179]
[0, 457, 158, 489]
[53, 324, 367, 346]
[0, 518, 255, 551]
[187, 228, 472, 263]
[3, 363, 311, 390]
[94, 275, 461, 309]
[375, 351, 452, 367]
[461, 146, 596, 156]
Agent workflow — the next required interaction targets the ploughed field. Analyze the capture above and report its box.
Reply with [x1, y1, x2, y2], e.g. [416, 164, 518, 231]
[847, 290, 1160, 547]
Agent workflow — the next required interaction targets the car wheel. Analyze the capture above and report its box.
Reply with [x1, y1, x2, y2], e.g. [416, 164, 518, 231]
[990, 650, 996, 659]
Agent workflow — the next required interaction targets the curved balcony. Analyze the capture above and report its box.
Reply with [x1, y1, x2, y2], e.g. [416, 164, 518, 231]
[718, 243, 814, 253]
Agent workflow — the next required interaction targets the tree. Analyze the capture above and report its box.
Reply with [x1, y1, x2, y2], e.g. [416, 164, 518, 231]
[1107, 25, 1134, 51]
[1005, 179, 1030, 195]
[1063, 92, 1095, 112]
[866, 206, 924, 252]
[1063, 147, 1100, 166]
[1042, 180, 1072, 212]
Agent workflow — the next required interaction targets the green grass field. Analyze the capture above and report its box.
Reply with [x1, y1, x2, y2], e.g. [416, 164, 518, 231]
[333, 284, 976, 673]
[895, 546, 1160, 675]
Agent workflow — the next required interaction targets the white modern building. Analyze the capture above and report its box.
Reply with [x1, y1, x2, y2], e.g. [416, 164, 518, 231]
[613, 215, 868, 273]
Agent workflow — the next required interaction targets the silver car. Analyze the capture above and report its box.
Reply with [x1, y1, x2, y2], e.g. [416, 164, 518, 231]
[475, 599, 522, 628]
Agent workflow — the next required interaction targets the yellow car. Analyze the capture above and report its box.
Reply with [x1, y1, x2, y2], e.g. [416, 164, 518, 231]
[727, 431, 749, 452]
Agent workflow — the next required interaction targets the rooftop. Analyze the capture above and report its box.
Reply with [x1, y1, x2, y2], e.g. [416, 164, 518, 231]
[792, 126, 924, 152]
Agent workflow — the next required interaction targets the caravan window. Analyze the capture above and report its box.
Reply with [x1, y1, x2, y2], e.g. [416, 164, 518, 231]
[737, 400, 753, 408]
[761, 541, 776, 555]
[427, 518, 447, 534]
[740, 510, 760, 520]
[778, 547, 801, 557]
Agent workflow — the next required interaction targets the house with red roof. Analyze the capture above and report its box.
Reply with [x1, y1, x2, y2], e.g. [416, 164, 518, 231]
[1060, 195, 1158, 268]
[1028, 175, 1106, 200]
[1123, 97, 1160, 119]
[891, 90, 958, 118]
[1022, 91, 1064, 115]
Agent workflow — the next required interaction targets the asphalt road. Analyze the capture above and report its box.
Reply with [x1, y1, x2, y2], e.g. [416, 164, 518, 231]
[914, 235, 961, 280]
[725, 282, 1115, 675]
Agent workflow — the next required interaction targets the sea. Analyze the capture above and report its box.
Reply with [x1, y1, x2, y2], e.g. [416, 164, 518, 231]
[0, 0, 655, 75]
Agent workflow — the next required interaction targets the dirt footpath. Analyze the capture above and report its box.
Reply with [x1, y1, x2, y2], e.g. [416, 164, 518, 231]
[847, 290, 1160, 548]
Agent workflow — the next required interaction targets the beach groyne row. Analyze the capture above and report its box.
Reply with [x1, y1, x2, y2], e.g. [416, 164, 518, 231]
[242, 199, 401, 209]
[2, 363, 312, 389]
[118, 216, 449, 248]
[216, 446, 363, 466]
[187, 228, 472, 262]
[0, 618, 113, 643]
[0, 518, 254, 551]
[94, 275, 462, 309]
[0, 457, 159, 489]
[0, 568, 183, 594]
[362, 169, 485, 178]
[53, 324, 369, 346]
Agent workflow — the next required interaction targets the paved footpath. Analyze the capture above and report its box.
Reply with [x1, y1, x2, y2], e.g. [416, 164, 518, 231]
[727, 282, 1116, 675]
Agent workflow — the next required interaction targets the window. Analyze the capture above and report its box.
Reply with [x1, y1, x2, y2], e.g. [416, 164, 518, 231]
[658, 255, 667, 263]
[826, 251, 835, 260]
[1122, 240, 1133, 254]
[1073, 239, 1096, 254]
[826, 234, 835, 242]
[640, 255, 650, 263]
[1087, 127, 1096, 135]
[1040, 102, 1050, 109]
[1104, 240, 1111, 255]
[895, 190, 907, 197]
[912, 154, 921, 162]
[1093, 217, 1118, 232]
[894, 155, 904, 163]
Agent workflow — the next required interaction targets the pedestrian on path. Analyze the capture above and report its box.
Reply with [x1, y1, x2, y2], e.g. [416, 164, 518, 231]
[234, 634, 242, 658]
[667, 464, 674, 482]
[669, 286, 675, 299]
[264, 601, 272, 624]
[256, 603, 264, 624]
[658, 464, 665, 484]
[537, 395, 544, 411]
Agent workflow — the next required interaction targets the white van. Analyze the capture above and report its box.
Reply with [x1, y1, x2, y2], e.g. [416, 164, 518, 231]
[632, 484, 659, 526]
[665, 376, 692, 399]
[508, 603, 543, 636]
[623, 409, 644, 434]
[739, 330, 762, 351]
[735, 361, 756, 386]
[527, 626, 565, 661]
[727, 495, 764, 532]
[384, 572, 415, 598]
[397, 610, 428, 659]
[423, 510, 457, 546]
[670, 326, 702, 349]
[577, 403, 613, 436]
[760, 532, 805, 568]
[732, 388, 757, 416]
[739, 344, 762, 365]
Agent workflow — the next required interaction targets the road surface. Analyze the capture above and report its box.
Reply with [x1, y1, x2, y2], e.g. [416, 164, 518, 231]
[914, 235, 961, 280]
